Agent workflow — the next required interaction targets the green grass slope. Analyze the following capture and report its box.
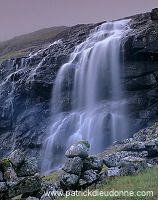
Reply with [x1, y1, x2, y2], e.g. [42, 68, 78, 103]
[0, 26, 68, 62]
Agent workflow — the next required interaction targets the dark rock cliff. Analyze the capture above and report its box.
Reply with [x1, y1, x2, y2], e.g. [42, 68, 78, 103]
[123, 8, 158, 132]
[0, 23, 101, 159]
[0, 9, 158, 161]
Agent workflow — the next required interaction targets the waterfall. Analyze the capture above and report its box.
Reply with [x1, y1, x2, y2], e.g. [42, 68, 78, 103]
[41, 19, 130, 174]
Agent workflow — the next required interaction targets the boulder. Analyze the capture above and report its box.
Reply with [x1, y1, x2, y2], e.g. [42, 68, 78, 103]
[40, 194, 52, 200]
[78, 169, 100, 188]
[3, 167, 18, 182]
[7, 175, 41, 198]
[103, 152, 124, 168]
[1, 158, 18, 182]
[38, 181, 61, 200]
[0, 182, 8, 199]
[106, 167, 120, 177]
[17, 157, 38, 177]
[120, 156, 148, 175]
[133, 126, 158, 142]
[0, 182, 8, 192]
[145, 140, 158, 157]
[62, 157, 83, 175]
[145, 140, 157, 149]
[65, 141, 90, 158]
[8, 149, 25, 167]
[20, 181, 52, 200]
[103, 151, 148, 167]
[0, 150, 42, 199]
[122, 142, 146, 151]
[42, 181, 60, 192]
[57, 171, 79, 190]
[147, 157, 158, 165]
[1, 158, 12, 171]
[82, 156, 103, 173]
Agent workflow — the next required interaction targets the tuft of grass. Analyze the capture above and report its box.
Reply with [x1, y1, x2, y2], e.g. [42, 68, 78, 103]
[11, 195, 22, 200]
[42, 170, 63, 183]
[148, 24, 155, 28]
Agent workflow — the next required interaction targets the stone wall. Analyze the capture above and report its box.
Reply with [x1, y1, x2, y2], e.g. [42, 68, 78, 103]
[0, 149, 41, 199]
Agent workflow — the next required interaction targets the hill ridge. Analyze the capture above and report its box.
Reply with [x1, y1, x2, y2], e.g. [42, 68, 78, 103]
[0, 26, 68, 62]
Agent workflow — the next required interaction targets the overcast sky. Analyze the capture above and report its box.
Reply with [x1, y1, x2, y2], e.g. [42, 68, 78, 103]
[0, 0, 158, 42]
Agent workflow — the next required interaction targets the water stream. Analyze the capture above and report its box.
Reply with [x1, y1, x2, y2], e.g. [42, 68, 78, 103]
[42, 19, 130, 174]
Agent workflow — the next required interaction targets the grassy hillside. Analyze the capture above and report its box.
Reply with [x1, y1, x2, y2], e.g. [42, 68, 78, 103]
[42, 165, 158, 200]
[0, 26, 68, 63]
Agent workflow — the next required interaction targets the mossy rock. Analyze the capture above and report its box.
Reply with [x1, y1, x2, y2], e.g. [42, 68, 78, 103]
[8, 149, 25, 167]
[65, 140, 90, 158]
[75, 140, 90, 148]
[1, 158, 12, 169]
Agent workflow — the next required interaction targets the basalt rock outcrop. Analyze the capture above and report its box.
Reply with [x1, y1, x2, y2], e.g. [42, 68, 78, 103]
[123, 8, 158, 133]
[0, 8, 158, 161]
[98, 122, 158, 175]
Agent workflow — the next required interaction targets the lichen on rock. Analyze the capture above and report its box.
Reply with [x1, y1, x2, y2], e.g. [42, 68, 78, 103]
[65, 140, 90, 158]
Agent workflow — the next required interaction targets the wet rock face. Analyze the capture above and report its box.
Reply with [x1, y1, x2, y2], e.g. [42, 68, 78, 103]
[151, 8, 158, 20]
[123, 10, 158, 133]
[0, 23, 98, 159]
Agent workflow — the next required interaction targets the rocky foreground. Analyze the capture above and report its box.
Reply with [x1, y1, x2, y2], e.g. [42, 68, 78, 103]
[0, 122, 158, 199]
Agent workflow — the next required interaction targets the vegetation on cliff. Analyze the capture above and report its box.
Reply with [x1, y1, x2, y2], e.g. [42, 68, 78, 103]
[0, 26, 68, 63]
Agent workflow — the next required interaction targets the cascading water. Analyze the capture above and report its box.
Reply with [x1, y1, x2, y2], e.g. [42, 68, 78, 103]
[42, 19, 130, 174]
